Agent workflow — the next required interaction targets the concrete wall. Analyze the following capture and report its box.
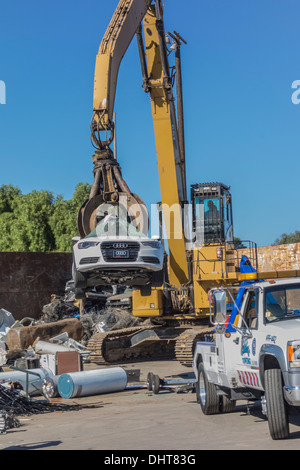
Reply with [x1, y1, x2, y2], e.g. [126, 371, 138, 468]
[256, 243, 300, 272]
[0, 252, 73, 320]
[237, 243, 300, 273]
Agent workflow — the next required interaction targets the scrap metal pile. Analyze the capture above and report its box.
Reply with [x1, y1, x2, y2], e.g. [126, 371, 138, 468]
[0, 279, 140, 368]
[0, 381, 102, 434]
[0, 284, 139, 434]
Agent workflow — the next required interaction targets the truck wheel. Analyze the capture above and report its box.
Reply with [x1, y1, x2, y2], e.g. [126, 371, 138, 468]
[220, 395, 236, 413]
[147, 372, 154, 391]
[264, 368, 289, 440]
[197, 363, 220, 415]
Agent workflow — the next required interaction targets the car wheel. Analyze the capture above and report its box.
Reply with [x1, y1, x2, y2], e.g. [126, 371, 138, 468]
[72, 262, 87, 288]
[264, 368, 289, 440]
[197, 363, 220, 415]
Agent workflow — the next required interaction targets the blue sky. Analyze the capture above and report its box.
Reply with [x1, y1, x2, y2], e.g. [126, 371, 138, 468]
[0, 0, 299, 247]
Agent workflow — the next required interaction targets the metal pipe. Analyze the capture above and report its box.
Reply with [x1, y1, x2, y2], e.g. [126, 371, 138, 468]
[34, 340, 75, 355]
[57, 367, 128, 399]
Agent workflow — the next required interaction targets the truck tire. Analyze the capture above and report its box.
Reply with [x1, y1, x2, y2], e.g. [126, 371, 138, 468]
[264, 368, 289, 440]
[197, 363, 220, 415]
[220, 395, 236, 413]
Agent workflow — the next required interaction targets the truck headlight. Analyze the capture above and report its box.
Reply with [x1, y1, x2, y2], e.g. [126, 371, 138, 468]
[288, 341, 300, 368]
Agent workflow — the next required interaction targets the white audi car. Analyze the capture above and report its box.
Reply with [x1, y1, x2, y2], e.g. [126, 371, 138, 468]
[72, 215, 164, 298]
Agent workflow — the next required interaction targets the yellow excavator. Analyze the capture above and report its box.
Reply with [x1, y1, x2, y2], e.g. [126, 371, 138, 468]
[76, 0, 295, 366]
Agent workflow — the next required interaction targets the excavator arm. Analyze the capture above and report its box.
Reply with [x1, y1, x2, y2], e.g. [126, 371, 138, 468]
[78, 0, 152, 238]
[78, 0, 189, 289]
[92, 0, 153, 146]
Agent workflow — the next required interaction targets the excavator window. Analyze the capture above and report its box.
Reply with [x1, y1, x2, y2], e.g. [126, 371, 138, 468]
[191, 183, 233, 245]
[194, 196, 222, 243]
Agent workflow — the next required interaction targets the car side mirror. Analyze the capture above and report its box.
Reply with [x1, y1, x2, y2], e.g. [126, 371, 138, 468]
[212, 290, 227, 324]
[72, 236, 80, 243]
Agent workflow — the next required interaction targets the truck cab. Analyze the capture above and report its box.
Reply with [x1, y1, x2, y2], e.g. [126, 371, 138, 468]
[193, 277, 300, 440]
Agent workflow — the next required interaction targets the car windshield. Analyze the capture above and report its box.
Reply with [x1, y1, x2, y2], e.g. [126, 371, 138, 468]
[85, 214, 146, 239]
[265, 285, 300, 323]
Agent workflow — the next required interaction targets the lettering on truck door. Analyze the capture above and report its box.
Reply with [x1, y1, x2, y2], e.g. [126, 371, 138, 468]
[235, 289, 261, 389]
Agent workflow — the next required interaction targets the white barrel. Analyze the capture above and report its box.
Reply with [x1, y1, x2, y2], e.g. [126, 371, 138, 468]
[0, 368, 54, 396]
[57, 367, 128, 399]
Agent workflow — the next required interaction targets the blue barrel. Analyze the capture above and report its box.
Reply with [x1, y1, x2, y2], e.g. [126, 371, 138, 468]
[57, 367, 128, 399]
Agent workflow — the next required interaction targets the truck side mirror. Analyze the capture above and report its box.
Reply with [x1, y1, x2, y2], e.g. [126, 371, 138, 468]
[212, 290, 227, 324]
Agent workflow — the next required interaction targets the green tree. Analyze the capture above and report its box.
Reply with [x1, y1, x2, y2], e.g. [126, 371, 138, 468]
[0, 212, 17, 251]
[233, 237, 246, 249]
[50, 183, 91, 252]
[273, 230, 300, 246]
[0, 182, 91, 252]
[0, 184, 21, 213]
[11, 190, 56, 251]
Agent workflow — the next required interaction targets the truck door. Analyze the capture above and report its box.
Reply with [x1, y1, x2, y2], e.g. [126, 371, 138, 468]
[217, 289, 261, 389]
[233, 289, 261, 389]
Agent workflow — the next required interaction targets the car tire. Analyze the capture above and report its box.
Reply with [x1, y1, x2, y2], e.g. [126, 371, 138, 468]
[264, 368, 289, 440]
[72, 262, 87, 289]
[197, 363, 220, 415]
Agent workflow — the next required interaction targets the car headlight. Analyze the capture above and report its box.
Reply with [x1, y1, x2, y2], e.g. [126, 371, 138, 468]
[78, 241, 99, 249]
[141, 241, 161, 249]
[288, 341, 300, 368]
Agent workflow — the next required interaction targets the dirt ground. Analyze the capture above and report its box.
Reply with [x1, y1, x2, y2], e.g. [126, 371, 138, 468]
[1, 359, 300, 451]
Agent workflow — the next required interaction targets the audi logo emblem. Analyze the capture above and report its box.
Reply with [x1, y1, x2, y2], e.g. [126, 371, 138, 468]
[113, 243, 128, 249]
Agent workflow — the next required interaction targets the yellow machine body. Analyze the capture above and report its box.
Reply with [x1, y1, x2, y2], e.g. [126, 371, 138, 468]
[132, 288, 164, 317]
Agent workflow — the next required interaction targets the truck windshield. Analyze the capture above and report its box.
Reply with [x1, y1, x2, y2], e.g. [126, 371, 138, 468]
[265, 285, 300, 323]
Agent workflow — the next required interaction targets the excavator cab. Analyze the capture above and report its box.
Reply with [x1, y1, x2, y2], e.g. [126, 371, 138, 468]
[191, 182, 233, 245]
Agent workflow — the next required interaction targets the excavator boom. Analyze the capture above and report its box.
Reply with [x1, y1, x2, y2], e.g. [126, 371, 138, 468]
[140, 5, 189, 286]
[92, 0, 153, 141]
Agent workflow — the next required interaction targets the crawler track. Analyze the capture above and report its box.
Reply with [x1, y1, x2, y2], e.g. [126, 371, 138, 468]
[87, 324, 215, 367]
[174, 327, 215, 367]
[87, 326, 175, 365]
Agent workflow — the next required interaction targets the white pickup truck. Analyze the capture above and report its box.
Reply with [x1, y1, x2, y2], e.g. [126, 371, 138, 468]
[192, 277, 300, 440]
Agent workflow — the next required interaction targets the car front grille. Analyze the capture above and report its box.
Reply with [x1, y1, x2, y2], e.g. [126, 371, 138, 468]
[101, 241, 140, 262]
